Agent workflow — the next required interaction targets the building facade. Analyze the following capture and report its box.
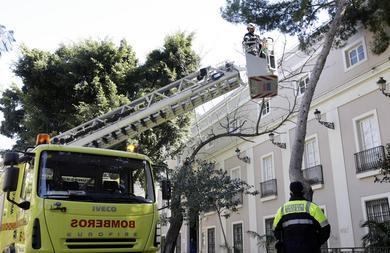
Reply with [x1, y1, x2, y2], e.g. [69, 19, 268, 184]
[162, 28, 390, 253]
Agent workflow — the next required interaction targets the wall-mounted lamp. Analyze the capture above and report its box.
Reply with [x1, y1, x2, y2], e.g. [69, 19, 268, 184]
[314, 109, 335, 129]
[235, 148, 250, 164]
[269, 133, 286, 149]
[377, 77, 390, 97]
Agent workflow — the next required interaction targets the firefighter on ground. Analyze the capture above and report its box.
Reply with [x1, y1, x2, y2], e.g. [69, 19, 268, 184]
[242, 23, 264, 57]
[272, 181, 331, 253]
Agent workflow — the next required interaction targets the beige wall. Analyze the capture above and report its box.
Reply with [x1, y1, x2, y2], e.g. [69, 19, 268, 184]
[190, 27, 390, 252]
[338, 90, 390, 245]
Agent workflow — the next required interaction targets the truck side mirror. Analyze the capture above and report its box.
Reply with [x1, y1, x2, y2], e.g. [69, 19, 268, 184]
[2, 154, 31, 210]
[161, 180, 171, 200]
[2, 166, 19, 192]
[3, 152, 19, 166]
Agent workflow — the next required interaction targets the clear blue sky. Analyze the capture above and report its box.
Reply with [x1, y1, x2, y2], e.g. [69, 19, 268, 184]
[0, 0, 296, 149]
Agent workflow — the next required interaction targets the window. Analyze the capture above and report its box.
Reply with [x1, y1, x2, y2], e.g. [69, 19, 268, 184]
[357, 115, 380, 151]
[304, 137, 320, 168]
[302, 137, 324, 184]
[233, 223, 243, 253]
[365, 198, 390, 222]
[297, 75, 309, 96]
[264, 218, 276, 253]
[259, 100, 270, 116]
[231, 167, 240, 180]
[207, 228, 215, 253]
[260, 154, 277, 197]
[262, 154, 274, 181]
[345, 41, 366, 68]
[38, 151, 155, 203]
[230, 167, 243, 205]
[20, 162, 33, 201]
[353, 112, 384, 174]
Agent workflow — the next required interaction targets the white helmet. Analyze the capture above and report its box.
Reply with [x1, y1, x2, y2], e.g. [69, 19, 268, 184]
[247, 23, 255, 30]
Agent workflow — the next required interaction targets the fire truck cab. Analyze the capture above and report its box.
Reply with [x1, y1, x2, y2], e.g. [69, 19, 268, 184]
[0, 136, 166, 253]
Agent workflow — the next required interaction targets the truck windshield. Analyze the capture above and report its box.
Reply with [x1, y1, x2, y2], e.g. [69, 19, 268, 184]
[38, 151, 155, 203]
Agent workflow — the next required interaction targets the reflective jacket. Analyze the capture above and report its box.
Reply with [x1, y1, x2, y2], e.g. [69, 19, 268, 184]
[272, 199, 331, 253]
[242, 32, 261, 55]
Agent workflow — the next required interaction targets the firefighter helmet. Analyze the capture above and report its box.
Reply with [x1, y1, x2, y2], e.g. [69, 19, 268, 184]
[247, 23, 256, 30]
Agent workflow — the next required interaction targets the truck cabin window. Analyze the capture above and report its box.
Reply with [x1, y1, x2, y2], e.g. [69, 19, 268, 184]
[38, 151, 155, 203]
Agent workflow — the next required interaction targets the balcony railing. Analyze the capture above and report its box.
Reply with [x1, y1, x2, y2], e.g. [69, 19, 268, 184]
[260, 179, 277, 198]
[303, 164, 324, 185]
[321, 247, 390, 253]
[354, 145, 385, 174]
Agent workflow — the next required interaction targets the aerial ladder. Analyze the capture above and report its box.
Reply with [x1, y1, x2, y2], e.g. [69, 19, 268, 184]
[52, 63, 243, 148]
[53, 36, 278, 148]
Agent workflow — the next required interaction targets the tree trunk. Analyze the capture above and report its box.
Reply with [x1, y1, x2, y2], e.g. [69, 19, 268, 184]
[163, 163, 191, 253]
[288, 0, 348, 200]
[216, 208, 231, 253]
[163, 208, 183, 253]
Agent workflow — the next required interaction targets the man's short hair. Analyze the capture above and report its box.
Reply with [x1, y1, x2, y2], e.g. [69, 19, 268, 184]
[290, 181, 304, 194]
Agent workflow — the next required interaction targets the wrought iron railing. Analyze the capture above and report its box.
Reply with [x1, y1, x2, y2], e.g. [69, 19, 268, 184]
[260, 179, 277, 198]
[354, 145, 385, 173]
[321, 247, 390, 253]
[303, 164, 324, 185]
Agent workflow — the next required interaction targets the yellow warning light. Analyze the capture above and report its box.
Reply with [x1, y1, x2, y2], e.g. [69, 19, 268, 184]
[127, 144, 139, 153]
[36, 133, 51, 145]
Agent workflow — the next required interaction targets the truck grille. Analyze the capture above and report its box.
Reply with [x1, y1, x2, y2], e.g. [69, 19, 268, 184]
[66, 238, 136, 249]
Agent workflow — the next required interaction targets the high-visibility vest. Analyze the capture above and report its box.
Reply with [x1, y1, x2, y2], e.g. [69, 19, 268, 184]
[272, 200, 329, 230]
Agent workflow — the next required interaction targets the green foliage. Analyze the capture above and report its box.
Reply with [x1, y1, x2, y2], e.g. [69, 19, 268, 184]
[0, 86, 25, 139]
[1, 40, 136, 148]
[126, 32, 199, 97]
[221, 0, 389, 54]
[172, 161, 258, 222]
[361, 220, 390, 248]
[0, 32, 198, 160]
[247, 230, 276, 251]
[374, 144, 390, 183]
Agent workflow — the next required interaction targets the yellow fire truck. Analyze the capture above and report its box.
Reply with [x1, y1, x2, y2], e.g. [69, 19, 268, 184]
[0, 61, 265, 252]
[0, 134, 167, 253]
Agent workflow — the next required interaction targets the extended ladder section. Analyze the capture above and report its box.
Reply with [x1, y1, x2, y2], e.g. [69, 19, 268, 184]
[53, 63, 243, 149]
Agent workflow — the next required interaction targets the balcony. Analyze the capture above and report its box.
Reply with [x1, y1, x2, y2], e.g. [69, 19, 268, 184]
[260, 179, 277, 198]
[303, 165, 324, 185]
[354, 145, 385, 174]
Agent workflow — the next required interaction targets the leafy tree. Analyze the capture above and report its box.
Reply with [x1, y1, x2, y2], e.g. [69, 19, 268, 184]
[0, 33, 198, 159]
[163, 161, 257, 253]
[221, 0, 389, 55]
[247, 230, 276, 253]
[221, 0, 389, 197]
[163, 95, 298, 252]
[362, 220, 390, 248]
[375, 144, 390, 183]
[1, 39, 137, 148]
[132, 32, 200, 163]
